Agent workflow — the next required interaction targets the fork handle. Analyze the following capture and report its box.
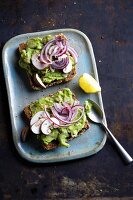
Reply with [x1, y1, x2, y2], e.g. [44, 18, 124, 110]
[101, 122, 133, 164]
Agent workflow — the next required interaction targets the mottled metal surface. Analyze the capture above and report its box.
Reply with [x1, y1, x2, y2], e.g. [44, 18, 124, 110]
[0, 0, 133, 199]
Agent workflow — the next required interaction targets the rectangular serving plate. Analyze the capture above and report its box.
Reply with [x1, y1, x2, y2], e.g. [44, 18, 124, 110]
[2, 28, 107, 163]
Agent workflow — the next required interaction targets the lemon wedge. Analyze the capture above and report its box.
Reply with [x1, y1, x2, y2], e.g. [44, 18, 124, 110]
[79, 73, 101, 93]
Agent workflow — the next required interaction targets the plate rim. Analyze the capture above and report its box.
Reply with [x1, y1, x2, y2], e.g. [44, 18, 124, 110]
[2, 28, 107, 163]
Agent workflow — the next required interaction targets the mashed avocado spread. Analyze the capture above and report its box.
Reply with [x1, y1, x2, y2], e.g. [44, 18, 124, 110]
[19, 35, 75, 84]
[84, 99, 92, 117]
[30, 88, 87, 147]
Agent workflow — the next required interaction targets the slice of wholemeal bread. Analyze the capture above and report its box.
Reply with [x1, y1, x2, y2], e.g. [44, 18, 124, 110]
[18, 38, 77, 90]
[23, 88, 90, 150]
[27, 67, 76, 90]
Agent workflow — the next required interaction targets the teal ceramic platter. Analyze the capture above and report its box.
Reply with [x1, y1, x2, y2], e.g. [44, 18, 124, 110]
[2, 29, 107, 163]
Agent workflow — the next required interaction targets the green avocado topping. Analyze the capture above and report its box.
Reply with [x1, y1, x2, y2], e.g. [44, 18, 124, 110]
[42, 35, 54, 44]
[30, 88, 74, 115]
[27, 37, 43, 49]
[84, 99, 92, 118]
[30, 88, 87, 147]
[40, 129, 59, 145]
[18, 35, 75, 86]
[58, 130, 70, 147]
[41, 68, 67, 84]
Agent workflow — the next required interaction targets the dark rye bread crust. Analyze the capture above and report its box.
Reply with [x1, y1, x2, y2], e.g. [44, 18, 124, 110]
[23, 90, 90, 150]
[19, 43, 77, 90]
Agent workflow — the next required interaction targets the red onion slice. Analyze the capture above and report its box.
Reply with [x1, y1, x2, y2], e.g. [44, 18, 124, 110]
[71, 110, 78, 121]
[40, 39, 55, 63]
[56, 41, 63, 48]
[44, 100, 84, 128]
[71, 105, 83, 121]
[55, 45, 67, 57]
[68, 46, 78, 64]
[68, 46, 78, 57]
[51, 46, 59, 56]
[60, 42, 64, 49]
[54, 102, 71, 120]
[54, 103, 64, 113]
[63, 58, 72, 73]
[45, 43, 54, 62]
[51, 107, 72, 124]
[49, 46, 60, 60]
[51, 106, 84, 124]
[48, 45, 56, 55]
[61, 107, 69, 115]
[58, 41, 64, 49]
[52, 107, 69, 121]
[71, 106, 84, 123]
[32, 54, 49, 70]
[40, 46, 48, 63]
[62, 102, 72, 121]
[33, 34, 78, 73]
[44, 106, 70, 127]
[52, 56, 69, 69]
